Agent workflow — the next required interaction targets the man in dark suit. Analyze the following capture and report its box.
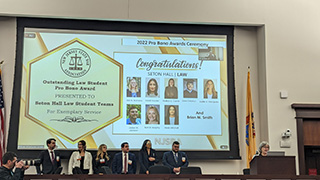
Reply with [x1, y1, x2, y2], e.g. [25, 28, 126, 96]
[36, 138, 61, 174]
[112, 142, 136, 174]
[162, 141, 189, 174]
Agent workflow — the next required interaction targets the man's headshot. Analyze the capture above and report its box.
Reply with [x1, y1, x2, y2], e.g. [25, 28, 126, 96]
[126, 105, 141, 125]
[183, 79, 198, 98]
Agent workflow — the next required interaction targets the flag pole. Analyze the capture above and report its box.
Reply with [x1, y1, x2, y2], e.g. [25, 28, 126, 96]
[0, 60, 5, 166]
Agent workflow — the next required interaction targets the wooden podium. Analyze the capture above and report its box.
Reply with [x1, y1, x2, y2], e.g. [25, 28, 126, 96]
[250, 156, 296, 175]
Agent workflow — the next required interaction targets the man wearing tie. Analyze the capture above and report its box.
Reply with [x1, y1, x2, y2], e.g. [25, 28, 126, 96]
[162, 141, 189, 174]
[36, 138, 61, 174]
[112, 142, 136, 174]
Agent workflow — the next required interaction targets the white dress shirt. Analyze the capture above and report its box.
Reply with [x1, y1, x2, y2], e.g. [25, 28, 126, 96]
[47, 149, 55, 162]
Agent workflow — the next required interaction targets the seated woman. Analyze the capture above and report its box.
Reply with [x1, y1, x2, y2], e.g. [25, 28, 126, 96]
[139, 139, 158, 174]
[258, 141, 270, 156]
[146, 106, 160, 124]
[93, 144, 111, 174]
[127, 78, 141, 97]
[68, 140, 93, 174]
[165, 78, 178, 99]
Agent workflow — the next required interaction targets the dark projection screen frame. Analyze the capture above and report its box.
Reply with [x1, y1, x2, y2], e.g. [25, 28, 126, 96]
[8, 17, 240, 160]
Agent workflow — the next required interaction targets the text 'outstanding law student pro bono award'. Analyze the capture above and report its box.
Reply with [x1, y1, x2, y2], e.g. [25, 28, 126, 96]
[26, 38, 123, 143]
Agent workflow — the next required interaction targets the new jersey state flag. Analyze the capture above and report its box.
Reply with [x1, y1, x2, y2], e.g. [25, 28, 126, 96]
[245, 70, 256, 168]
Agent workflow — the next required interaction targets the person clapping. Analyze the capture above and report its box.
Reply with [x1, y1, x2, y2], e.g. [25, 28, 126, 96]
[0, 152, 29, 180]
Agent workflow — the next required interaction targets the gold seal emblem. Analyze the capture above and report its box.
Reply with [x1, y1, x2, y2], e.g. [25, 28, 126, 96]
[60, 48, 91, 78]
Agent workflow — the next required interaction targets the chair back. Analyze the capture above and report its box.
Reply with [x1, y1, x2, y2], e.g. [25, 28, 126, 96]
[149, 165, 171, 174]
[72, 167, 83, 174]
[100, 166, 112, 174]
[53, 167, 63, 174]
[180, 166, 202, 174]
[243, 168, 250, 175]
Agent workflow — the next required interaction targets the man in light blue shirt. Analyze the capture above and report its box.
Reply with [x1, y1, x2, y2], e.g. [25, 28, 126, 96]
[126, 106, 141, 125]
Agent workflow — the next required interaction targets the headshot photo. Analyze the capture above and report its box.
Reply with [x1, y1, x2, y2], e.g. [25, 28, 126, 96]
[146, 78, 159, 98]
[145, 105, 160, 125]
[204, 79, 218, 99]
[126, 105, 141, 125]
[165, 105, 179, 125]
[127, 77, 141, 97]
[164, 78, 178, 99]
[183, 79, 198, 98]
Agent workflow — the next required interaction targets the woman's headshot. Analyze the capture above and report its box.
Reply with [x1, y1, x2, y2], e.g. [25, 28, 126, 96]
[204, 79, 218, 99]
[165, 105, 179, 125]
[127, 77, 141, 97]
[146, 105, 160, 124]
[146, 78, 159, 97]
[164, 78, 178, 99]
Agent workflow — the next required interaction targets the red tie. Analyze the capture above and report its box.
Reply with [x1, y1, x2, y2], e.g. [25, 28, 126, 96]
[124, 153, 127, 174]
[50, 151, 54, 164]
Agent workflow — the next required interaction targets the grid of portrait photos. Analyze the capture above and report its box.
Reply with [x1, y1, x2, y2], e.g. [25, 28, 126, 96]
[125, 77, 218, 126]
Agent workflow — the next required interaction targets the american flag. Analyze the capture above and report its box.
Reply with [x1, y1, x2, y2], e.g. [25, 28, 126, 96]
[0, 70, 5, 166]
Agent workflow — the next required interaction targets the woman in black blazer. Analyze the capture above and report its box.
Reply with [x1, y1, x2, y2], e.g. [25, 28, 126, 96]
[92, 144, 111, 174]
[139, 139, 158, 174]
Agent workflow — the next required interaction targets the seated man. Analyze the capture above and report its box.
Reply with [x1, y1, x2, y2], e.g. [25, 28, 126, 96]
[36, 138, 61, 174]
[112, 142, 137, 174]
[163, 141, 189, 174]
[0, 151, 29, 180]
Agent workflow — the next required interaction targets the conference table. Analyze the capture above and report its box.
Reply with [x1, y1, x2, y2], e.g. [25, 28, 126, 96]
[24, 174, 320, 180]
